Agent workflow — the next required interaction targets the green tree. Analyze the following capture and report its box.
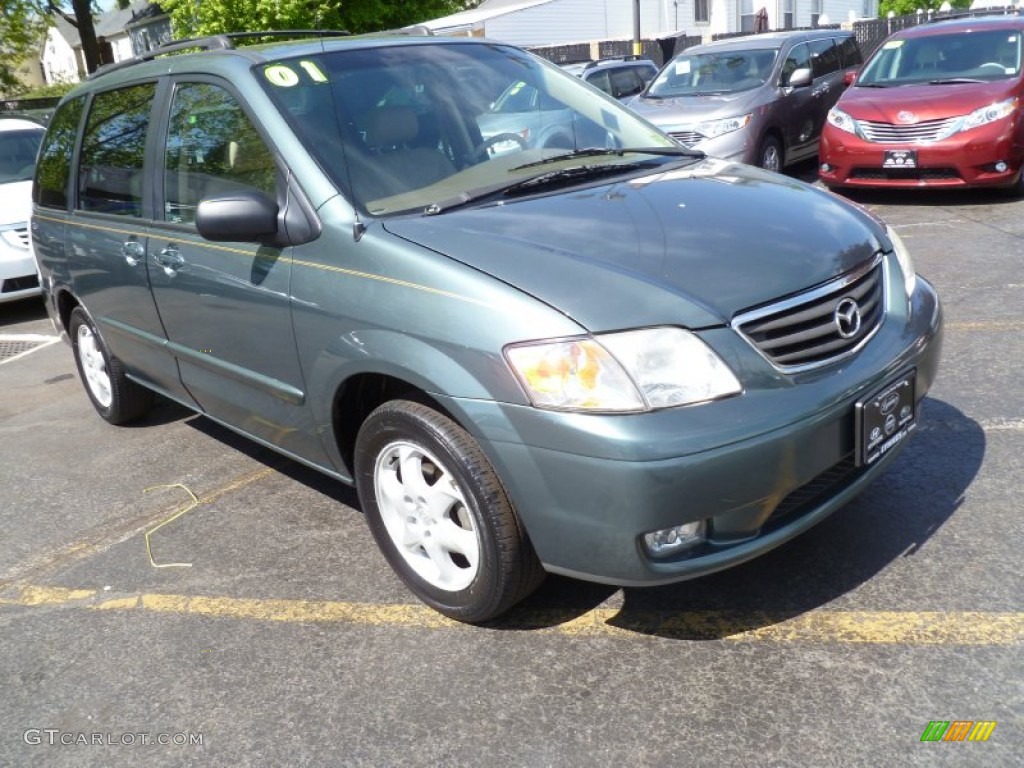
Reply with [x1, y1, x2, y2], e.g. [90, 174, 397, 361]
[0, 1, 48, 95]
[1, 1, 105, 95]
[878, 0, 971, 16]
[162, 0, 464, 38]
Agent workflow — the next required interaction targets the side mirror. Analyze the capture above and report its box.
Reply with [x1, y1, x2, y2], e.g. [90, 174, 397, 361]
[786, 68, 813, 88]
[196, 190, 279, 244]
[843, 70, 858, 86]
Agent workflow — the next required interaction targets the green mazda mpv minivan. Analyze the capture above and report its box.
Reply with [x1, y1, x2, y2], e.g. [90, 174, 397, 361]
[32, 32, 942, 622]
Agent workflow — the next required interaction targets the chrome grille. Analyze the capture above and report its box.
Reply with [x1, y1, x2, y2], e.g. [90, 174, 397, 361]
[734, 257, 885, 371]
[668, 130, 703, 147]
[859, 117, 958, 144]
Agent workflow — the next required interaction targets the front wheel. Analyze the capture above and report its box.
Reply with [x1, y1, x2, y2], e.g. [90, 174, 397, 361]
[354, 400, 545, 623]
[69, 307, 152, 424]
[758, 135, 783, 172]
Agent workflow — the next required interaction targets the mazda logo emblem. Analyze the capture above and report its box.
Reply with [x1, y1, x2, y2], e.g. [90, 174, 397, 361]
[834, 297, 862, 339]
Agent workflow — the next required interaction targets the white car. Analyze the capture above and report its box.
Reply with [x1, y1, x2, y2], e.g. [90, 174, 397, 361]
[0, 117, 45, 303]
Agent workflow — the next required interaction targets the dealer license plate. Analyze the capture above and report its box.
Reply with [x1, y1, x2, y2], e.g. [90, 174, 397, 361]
[883, 149, 917, 169]
[855, 370, 917, 466]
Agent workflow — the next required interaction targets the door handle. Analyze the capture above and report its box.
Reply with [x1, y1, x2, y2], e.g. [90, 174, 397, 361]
[122, 239, 144, 267]
[154, 246, 185, 277]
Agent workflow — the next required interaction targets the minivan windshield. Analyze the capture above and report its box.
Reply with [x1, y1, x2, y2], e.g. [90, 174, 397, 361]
[857, 29, 1021, 86]
[258, 43, 679, 216]
[0, 128, 44, 183]
[646, 50, 778, 97]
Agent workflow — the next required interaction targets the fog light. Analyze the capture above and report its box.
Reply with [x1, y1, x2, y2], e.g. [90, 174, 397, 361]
[643, 521, 706, 557]
[820, 163, 832, 173]
[995, 161, 1008, 173]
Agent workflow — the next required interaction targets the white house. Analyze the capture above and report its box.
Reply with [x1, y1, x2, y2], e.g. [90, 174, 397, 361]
[40, 2, 171, 86]
[41, 16, 83, 85]
[419, 0, 880, 47]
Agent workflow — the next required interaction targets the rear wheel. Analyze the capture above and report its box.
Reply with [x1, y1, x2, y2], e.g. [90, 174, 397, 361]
[69, 307, 152, 424]
[354, 400, 545, 623]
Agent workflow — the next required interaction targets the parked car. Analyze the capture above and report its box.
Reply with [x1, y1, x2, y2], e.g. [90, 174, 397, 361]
[562, 56, 659, 101]
[0, 116, 45, 303]
[475, 77, 577, 156]
[629, 29, 862, 171]
[33, 32, 941, 623]
[819, 14, 1024, 192]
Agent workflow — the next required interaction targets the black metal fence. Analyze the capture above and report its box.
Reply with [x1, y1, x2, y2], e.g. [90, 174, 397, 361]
[0, 97, 60, 123]
[530, 32, 702, 67]
[530, 6, 1022, 68]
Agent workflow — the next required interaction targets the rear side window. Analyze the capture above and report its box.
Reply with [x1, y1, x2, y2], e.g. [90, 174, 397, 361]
[809, 39, 841, 79]
[163, 82, 279, 225]
[836, 36, 862, 68]
[77, 83, 156, 217]
[34, 96, 85, 209]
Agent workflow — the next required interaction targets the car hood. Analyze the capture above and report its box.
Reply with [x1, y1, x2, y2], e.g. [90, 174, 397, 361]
[841, 80, 1016, 122]
[0, 179, 32, 227]
[382, 159, 886, 333]
[630, 90, 762, 127]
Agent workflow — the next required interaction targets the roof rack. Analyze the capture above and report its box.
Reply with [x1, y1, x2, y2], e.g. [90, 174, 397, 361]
[89, 29, 351, 80]
[583, 54, 650, 70]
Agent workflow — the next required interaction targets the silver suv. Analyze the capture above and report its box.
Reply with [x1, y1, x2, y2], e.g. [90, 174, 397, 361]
[629, 30, 862, 171]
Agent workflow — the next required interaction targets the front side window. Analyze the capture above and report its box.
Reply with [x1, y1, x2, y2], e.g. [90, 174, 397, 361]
[77, 83, 155, 217]
[780, 43, 811, 86]
[35, 96, 85, 208]
[163, 82, 279, 225]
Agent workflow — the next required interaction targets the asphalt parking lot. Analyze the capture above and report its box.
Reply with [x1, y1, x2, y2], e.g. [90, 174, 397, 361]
[1, 168, 1022, 766]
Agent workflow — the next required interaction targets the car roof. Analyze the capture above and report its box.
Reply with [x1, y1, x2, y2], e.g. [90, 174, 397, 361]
[0, 116, 46, 132]
[686, 28, 854, 54]
[75, 32, 509, 94]
[892, 13, 1024, 37]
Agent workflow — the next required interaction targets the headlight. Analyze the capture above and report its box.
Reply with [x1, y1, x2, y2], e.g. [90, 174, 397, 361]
[505, 327, 741, 412]
[885, 223, 916, 298]
[937, 98, 1017, 140]
[696, 113, 752, 139]
[826, 106, 859, 136]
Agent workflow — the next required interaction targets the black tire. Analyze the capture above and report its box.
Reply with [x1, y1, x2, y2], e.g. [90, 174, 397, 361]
[69, 307, 152, 425]
[1000, 169, 1024, 198]
[758, 135, 783, 172]
[354, 400, 545, 623]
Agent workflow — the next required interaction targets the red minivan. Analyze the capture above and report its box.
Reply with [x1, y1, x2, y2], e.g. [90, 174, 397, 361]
[819, 13, 1024, 192]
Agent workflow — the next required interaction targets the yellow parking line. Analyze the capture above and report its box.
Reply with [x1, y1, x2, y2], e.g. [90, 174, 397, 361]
[945, 321, 1024, 331]
[1, 585, 1021, 644]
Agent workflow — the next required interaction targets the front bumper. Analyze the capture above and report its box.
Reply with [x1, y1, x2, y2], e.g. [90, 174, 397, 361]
[438, 275, 942, 586]
[819, 119, 1024, 189]
[0, 236, 41, 303]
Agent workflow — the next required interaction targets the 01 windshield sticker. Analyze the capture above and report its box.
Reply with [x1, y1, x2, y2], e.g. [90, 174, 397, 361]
[263, 61, 328, 88]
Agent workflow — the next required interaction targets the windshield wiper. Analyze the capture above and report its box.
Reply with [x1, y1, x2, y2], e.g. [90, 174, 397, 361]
[855, 82, 890, 88]
[510, 146, 702, 172]
[425, 163, 648, 215]
[928, 78, 984, 85]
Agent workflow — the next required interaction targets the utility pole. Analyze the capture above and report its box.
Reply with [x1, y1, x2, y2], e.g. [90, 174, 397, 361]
[633, 0, 641, 56]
